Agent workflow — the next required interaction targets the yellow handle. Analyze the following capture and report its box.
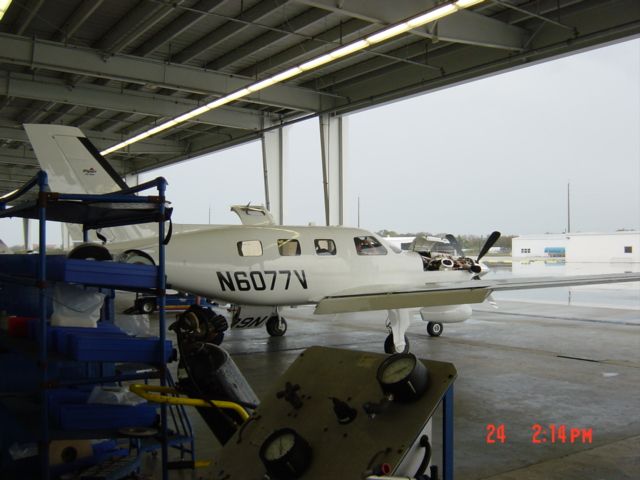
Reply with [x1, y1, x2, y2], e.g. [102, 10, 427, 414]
[129, 384, 250, 422]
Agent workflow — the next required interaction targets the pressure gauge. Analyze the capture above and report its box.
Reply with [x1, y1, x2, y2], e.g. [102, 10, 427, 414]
[376, 353, 429, 402]
[259, 427, 312, 479]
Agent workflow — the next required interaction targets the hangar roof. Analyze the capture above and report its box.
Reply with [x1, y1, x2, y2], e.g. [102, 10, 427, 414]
[0, 0, 638, 195]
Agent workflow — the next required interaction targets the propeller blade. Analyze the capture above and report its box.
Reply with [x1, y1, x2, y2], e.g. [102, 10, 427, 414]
[445, 234, 464, 257]
[476, 231, 501, 262]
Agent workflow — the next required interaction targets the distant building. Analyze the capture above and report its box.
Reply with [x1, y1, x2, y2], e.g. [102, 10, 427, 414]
[512, 232, 639, 262]
[512, 234, 567, 259]
[565, 232, 639, 262]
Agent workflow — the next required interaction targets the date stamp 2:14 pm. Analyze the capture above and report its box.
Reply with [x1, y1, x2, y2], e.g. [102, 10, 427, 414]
[486, 423, 593, 444]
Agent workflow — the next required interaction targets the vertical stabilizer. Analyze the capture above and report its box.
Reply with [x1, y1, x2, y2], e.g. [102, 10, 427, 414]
[23, 124, 155, 244]
[23, 124, 127, 195]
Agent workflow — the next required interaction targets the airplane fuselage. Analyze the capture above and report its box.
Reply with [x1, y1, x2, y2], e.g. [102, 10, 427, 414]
[126, 225, 476, 308]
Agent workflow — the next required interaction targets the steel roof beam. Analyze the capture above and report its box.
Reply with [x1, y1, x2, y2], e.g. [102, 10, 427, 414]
[134, 0, 228, 57]
[0, 33, 330, 112]
[0, 147, 38, 167]
[207, 8, 331, 71]
[172, 0, 286, 64]
[292, 0, 527, 50]
[0, 125, 185, 155]
[237, 18, 370, 78]
[52, 0, 106, 43]
[301, 40, 440, 89]
[0, 74, 265, 131]
[95, 0, 178, 54]
[14, 0, 45, 35]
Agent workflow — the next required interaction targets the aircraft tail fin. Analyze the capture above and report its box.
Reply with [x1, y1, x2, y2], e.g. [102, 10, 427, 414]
[0, 238, 11, 254]
[23, 124, 155, 244]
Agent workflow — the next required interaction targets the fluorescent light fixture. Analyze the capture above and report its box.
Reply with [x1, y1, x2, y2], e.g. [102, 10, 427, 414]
[0, 188, 18, 201]
[0, 0, 13, 21]
[173, 105, 212, 123]
[366, 23, 412, 45]
[269, 67, 303, 83]
[407, 4, 457, 28]
[456, 0, 486, 7]
[100, 0, 486, 156]
[329, 40, 370, 59]
[248, 77, 280, 92]
[299, 54, 333, 71]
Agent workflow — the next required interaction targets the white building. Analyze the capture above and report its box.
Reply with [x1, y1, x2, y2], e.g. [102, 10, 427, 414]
[512, 234, 567, 259]
[512, 232, 640, 262]
[565, 232, 639, 262]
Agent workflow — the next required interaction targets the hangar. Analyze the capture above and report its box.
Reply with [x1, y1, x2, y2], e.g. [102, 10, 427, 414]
[0, 1, 639, 479]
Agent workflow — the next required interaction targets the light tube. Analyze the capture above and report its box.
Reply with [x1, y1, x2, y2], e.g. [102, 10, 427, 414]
[0, 0, 13, 21]
[329, 40, 370, 59]
[407, 4, 458, 28]
[100, 0, 486, 156]
[366, 23, 412, 45]
[456, 0, 486, 8]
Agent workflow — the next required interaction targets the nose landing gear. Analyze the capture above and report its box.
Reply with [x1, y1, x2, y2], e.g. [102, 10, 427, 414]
[266, 315, 287, 337]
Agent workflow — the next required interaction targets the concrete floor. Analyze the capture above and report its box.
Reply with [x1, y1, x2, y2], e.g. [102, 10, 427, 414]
[146, 299, 640, 479]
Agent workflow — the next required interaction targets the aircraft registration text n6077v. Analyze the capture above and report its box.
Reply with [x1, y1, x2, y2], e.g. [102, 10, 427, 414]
[217, 270, 309, 292]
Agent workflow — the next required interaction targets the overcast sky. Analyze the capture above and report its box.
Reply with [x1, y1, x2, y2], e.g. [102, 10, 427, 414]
[3, 38, 639, 246]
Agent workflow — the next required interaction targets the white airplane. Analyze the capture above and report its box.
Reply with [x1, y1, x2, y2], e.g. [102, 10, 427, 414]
[19, 124, 640, 352]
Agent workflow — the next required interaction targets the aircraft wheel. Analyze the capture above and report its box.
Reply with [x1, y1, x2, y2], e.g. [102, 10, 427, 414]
[266, 316, 287, 337]
[384, 333, 410, 354]
[427, 322, 443, 337]
[139, 298, 156, 314]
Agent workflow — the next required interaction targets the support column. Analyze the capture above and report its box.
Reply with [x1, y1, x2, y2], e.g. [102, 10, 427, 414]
[261, 126, 285, 225]
[124, 173, 139, 187]
[319, 114, 345, 226]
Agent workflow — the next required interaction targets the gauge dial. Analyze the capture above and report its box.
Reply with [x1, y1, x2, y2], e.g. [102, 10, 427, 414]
[259, 428, 312, 479]
[379, 355, 416, 384]
[262, 431, 296, 461]
[376, 353, 429, 402]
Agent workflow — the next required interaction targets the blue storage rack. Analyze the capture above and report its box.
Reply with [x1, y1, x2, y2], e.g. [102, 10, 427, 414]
[0, 170, 176, 480]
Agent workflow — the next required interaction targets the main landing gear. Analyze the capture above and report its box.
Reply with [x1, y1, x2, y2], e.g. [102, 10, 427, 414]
[266, 315, 287, 337]
[426, 321, 443, 337]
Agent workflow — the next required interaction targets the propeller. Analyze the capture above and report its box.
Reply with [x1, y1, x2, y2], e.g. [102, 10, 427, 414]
[476, 231, 501, 262]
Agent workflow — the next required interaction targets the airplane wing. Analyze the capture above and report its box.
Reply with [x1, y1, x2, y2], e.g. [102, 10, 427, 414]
[314, 273, 640, 314]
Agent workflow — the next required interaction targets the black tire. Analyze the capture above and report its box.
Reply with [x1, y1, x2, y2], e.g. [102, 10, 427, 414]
[266, 316, 287, 337]
[384, 333, 410, 354]
[139, 298, 156, 314]
[426, 322, 443, 337]
[68, 243, 112, 261]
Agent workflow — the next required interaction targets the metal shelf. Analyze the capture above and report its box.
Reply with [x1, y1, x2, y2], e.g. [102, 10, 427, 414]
[0, 170, 172, 480]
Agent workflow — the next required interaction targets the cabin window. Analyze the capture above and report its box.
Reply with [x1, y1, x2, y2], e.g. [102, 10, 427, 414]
[314, 239, 337, 256]
[521, 248, 531, 254]
[354, 236, 387, 256]
[278, 239, 301, 256]
[624, 246, 633, 253]
[237, 240, 263, 257]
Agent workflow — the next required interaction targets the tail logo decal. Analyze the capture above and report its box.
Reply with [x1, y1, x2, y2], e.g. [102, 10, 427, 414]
[82, 167, 97, 176]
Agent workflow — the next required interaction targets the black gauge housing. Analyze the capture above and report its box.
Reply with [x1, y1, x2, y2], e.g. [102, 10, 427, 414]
[258, 427, 312, 479]
[376, 353, 429, 402]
